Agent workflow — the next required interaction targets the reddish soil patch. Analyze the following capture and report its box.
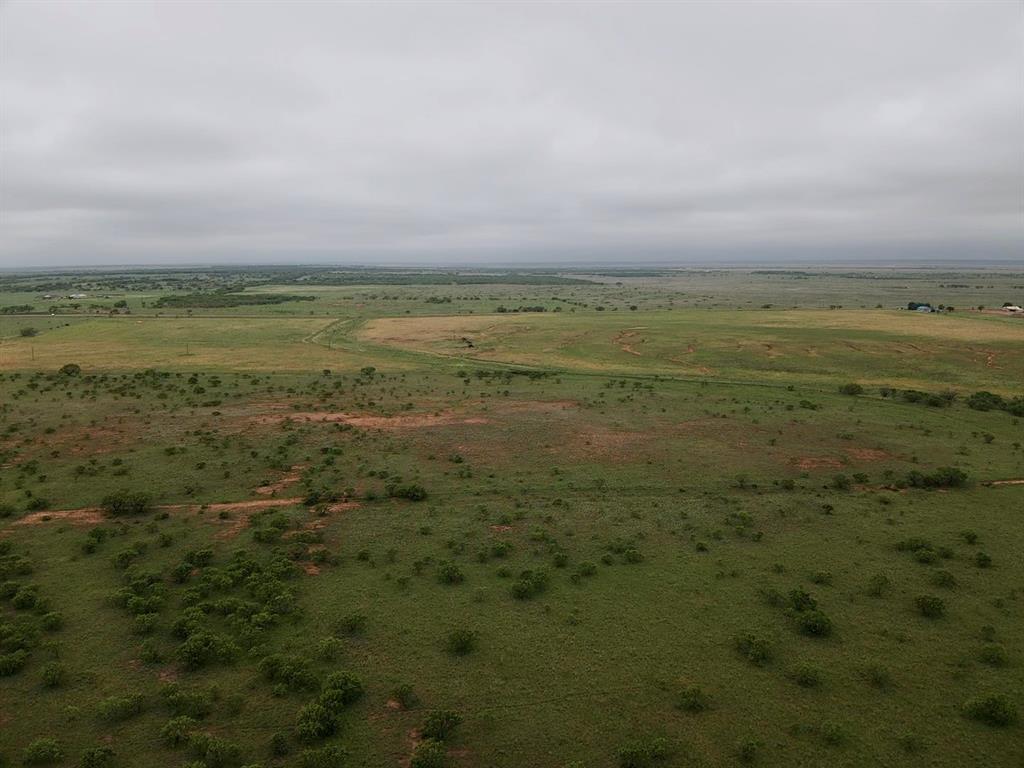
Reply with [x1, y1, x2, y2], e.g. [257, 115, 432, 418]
[301, 563, 321, 576]
[255, 464, 307, 495]
[13, 507, 105, 526]
[16, 497, 307, 534]
[846, 448, 892, 461]
[158, 667, 179, 683]
[490, 524, 513, 533]
[793, 456, 845, 470]
[253, 411, 489, 429]
[400, 728, 424, 768]
[553, 426, 647, 460]
[614, 330, 644, 357]
[496, 400, 578, 418]
[385, 698, 403, 711]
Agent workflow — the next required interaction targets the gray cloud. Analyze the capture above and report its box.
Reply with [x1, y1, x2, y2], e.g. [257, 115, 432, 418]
[1, 0, 1021, 266]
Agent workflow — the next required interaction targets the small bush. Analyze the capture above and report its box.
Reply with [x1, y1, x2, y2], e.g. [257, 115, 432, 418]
[160, 715, 198, 747]
[22, 738, 64, 765]
[964, 694, 1017, 727]
[187, 732, 242, 767]
[446, 628, 477, 656]
[675, 686, 710, 713]
[796, 610, 833, 637]
[436, 561, 465, 585]
[97, 693, 145, 722]
[617, 736, 670, 768]
[790, 665, 822, 688]
[421, 709, 462, 741]
[979, 644, 1008, 667]
[101, 490, 153, 517]
[915, 595, 945, 619]
[389, 683, 418, 709]
[299, 744, 348, 768]
[79, 746, 116, 768]
[409, 739, 447, 768]
[335, 613, 367, 636]
[41, 661, 65, 688]
[735, 634, 774, 666]
[838, 383, 864, 396]
[510, 569, 548, 599]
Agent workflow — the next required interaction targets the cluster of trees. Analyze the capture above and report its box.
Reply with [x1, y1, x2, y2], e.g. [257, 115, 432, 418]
[154, 292, 316, 308]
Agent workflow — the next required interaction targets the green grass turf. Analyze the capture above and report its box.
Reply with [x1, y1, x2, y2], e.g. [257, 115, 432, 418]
[1, 270, 1021, 768]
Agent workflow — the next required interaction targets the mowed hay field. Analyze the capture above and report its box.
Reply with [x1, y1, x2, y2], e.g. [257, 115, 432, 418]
[1, 270, 1022, 768]
[359, 309, 1024, 392]
[0, 316, 389, 373]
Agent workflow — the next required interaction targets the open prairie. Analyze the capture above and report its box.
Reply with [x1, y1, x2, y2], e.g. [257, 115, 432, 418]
[1, 267, 1022, 768]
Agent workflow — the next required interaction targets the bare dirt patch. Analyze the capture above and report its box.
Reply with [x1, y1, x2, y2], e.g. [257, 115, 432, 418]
[255, 464, 307, 495]
[490, 524, 513, 533]
[615, 330, 643, 357]
[793, 456, 845, 471]
[846, 448, 892, 461]
[987, 479, 1024, 486]
[253, 410, 489, 429]
[13, 507, 105, 526]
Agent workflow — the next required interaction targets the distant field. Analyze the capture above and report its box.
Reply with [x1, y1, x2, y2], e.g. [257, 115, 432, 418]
[360, 309, 1024, 392]
[0, 316, 389, 372]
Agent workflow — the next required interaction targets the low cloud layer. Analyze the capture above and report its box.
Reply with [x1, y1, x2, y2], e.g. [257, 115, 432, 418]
[1, 1, 1021, 266]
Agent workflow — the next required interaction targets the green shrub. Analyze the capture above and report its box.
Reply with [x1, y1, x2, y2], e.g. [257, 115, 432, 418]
[295, 703, 336, 742]
[258, 654, 319, 691]
[298, 745, 348, 768]
[40, 661, 65, 688]
[175, 631, 238, 669]
[735, 634, 774, 666]
[790, 665, 822, 688]
[386, 482, 427, 501]
[160, 715, 198, 747]
[389, 683, 418, 709]
[914, 595, 945, 619]
[979, 644, 1008, 666]
[675, 686, 710, 713]
[964, 694, 1017, 726]
[838, 383, 864, 395]
[97, 693, 145, 722]
[421, 710, 462, 741]
[160, 683, 215, 719]
[324, 614, 364, 640]
[436, 561, 465, 585]
[0, 649, 29, 676]
[187, 732, 242, 767]
[409, 739, 447, 768]
[101, 490, 153, 517]
[446, 628, 477, 656]
[736, 738, 760, 763]
[510, 569, 548, 599]
[796, 610, 833, 637]
[617, 736, 670, 768]
[22, 738, 63, 765]
[79, 745, 115, 768]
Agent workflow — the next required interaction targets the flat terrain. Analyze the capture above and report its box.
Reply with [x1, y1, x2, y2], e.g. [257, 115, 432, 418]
[1, 267, 1021, 768]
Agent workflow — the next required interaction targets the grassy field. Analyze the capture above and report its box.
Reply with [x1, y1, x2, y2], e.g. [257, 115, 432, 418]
[1, 268, 1021, 768]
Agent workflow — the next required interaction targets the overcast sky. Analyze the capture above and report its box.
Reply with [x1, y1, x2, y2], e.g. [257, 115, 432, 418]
[1, 1, 1021, 267]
